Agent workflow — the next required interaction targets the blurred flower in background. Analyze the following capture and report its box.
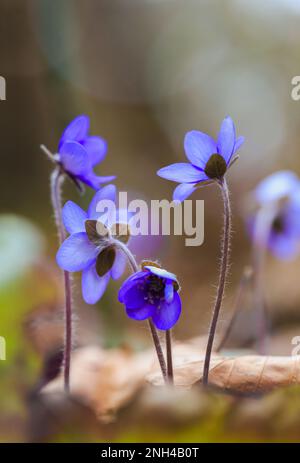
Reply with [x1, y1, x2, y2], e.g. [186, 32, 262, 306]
[247, 171, 300, 259]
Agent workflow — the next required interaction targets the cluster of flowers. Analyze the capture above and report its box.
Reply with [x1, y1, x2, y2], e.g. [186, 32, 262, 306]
[50, 113, 300, 387]
[54, 115, 249, 330]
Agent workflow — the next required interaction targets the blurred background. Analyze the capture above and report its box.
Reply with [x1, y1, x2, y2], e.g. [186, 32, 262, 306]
[1, 0, 300, 442]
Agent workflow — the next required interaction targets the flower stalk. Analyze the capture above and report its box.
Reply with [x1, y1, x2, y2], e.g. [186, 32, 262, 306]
[166, 329, 174, 384]
[216, 266, 253, 352]
[50, 167, 73, 393]
[114, 240, 167, 381]
[203, 177, 231, 386]
[252, 203, 278, 354]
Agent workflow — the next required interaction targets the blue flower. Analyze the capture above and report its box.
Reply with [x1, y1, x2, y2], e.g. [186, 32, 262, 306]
[56, 185, 130, 304]
[57, 115, 115, 190]
[248, 171, 300, 260]
[157, 116, 244, 201]
[254, 170, 300, 205]
[118, 264, 181, 330]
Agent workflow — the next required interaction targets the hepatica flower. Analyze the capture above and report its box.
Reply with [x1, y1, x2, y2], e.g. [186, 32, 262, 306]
[56, 185, 130, 304]
[249, 171, 300, 259]
[53, 115, 115, 190]
[157, 116, 244, 201]
[254, 170, 300, 205]
[118, 264, 181, 330]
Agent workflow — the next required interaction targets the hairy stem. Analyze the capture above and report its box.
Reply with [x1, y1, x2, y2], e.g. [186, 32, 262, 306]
[252, 204, 278, 354]
[166, 329, 174, 384]
[203, 177, 231, 386]
[114, 240, 167, 381]
[50, 167, 72, 393]
[216, 266, 253, 352]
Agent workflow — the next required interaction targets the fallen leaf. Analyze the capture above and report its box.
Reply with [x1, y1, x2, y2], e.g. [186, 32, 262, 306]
[42, 346, 154, 421]
[148, 355, 300, 394]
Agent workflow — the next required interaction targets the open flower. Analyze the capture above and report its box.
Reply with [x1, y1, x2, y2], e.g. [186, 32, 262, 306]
[49, 115, 115, 190]
[56, 185, 130, 304]
[118, 263, 181, 330]
[157, 116, 244, 201]
[248, 171, 300, 260]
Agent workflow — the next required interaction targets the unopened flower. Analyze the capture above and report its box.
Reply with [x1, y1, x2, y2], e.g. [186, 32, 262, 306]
[46, 115, 115, 190]
[157, 116, 244, 201]
[56, 185, 130, 304]
[118, 263, 181, 330]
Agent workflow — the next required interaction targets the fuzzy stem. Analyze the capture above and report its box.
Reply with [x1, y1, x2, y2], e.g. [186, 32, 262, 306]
[216, 266, 253, 352]
[203, 177, 231, 386]
[114, 240, 167, 381]
[252, 203, 278, 354]
[166, 329, 174, 384]
[50, 167, 72, 393]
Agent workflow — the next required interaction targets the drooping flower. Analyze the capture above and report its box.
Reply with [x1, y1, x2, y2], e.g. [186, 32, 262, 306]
[157, 116, 244, 201]
[248, 171, 300, 260]
[50, 115, 115, 190]
[118, 263, 181, 330]
[56, 184, 130, 304]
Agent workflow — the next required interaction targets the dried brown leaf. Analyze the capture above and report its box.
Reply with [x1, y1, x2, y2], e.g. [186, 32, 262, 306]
[148, 355, 300, 394]
[42, 346, 154, 421]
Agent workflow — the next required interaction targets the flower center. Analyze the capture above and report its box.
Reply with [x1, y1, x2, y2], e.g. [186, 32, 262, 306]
[272, 215, 285, 234]
[145, 275, 165, 305]
[204, 153, 227, 179]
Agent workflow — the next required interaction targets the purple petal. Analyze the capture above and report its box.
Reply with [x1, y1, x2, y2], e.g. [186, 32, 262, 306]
[255, 171, 300, 205]
[152, 292, 181, 330]
[173, 183, 198, 202]
[62, 201, 87, 234]
[59, 115, 90, 149]
[157, 163, 206, 183]
[164, 281, 174, 303]
[82, 263, 110, 304]
[118, 271, 148, 303]
[56, 232, 98, 272]
[122, 285, 147, 309]
[285, 191, 300, 236]
[111, 250, 127, 280]
[126, 303, 155, 321]
[78, 173, 116, 190]
[88, 184, 117, 219]
[217, 116, 236, 163]
[82, 136, 108, 166]
[268, 233, 299, 261]
[184, 131, 216, 168]
[233, 136, 244, 153]
[59, 141, 90, 176]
